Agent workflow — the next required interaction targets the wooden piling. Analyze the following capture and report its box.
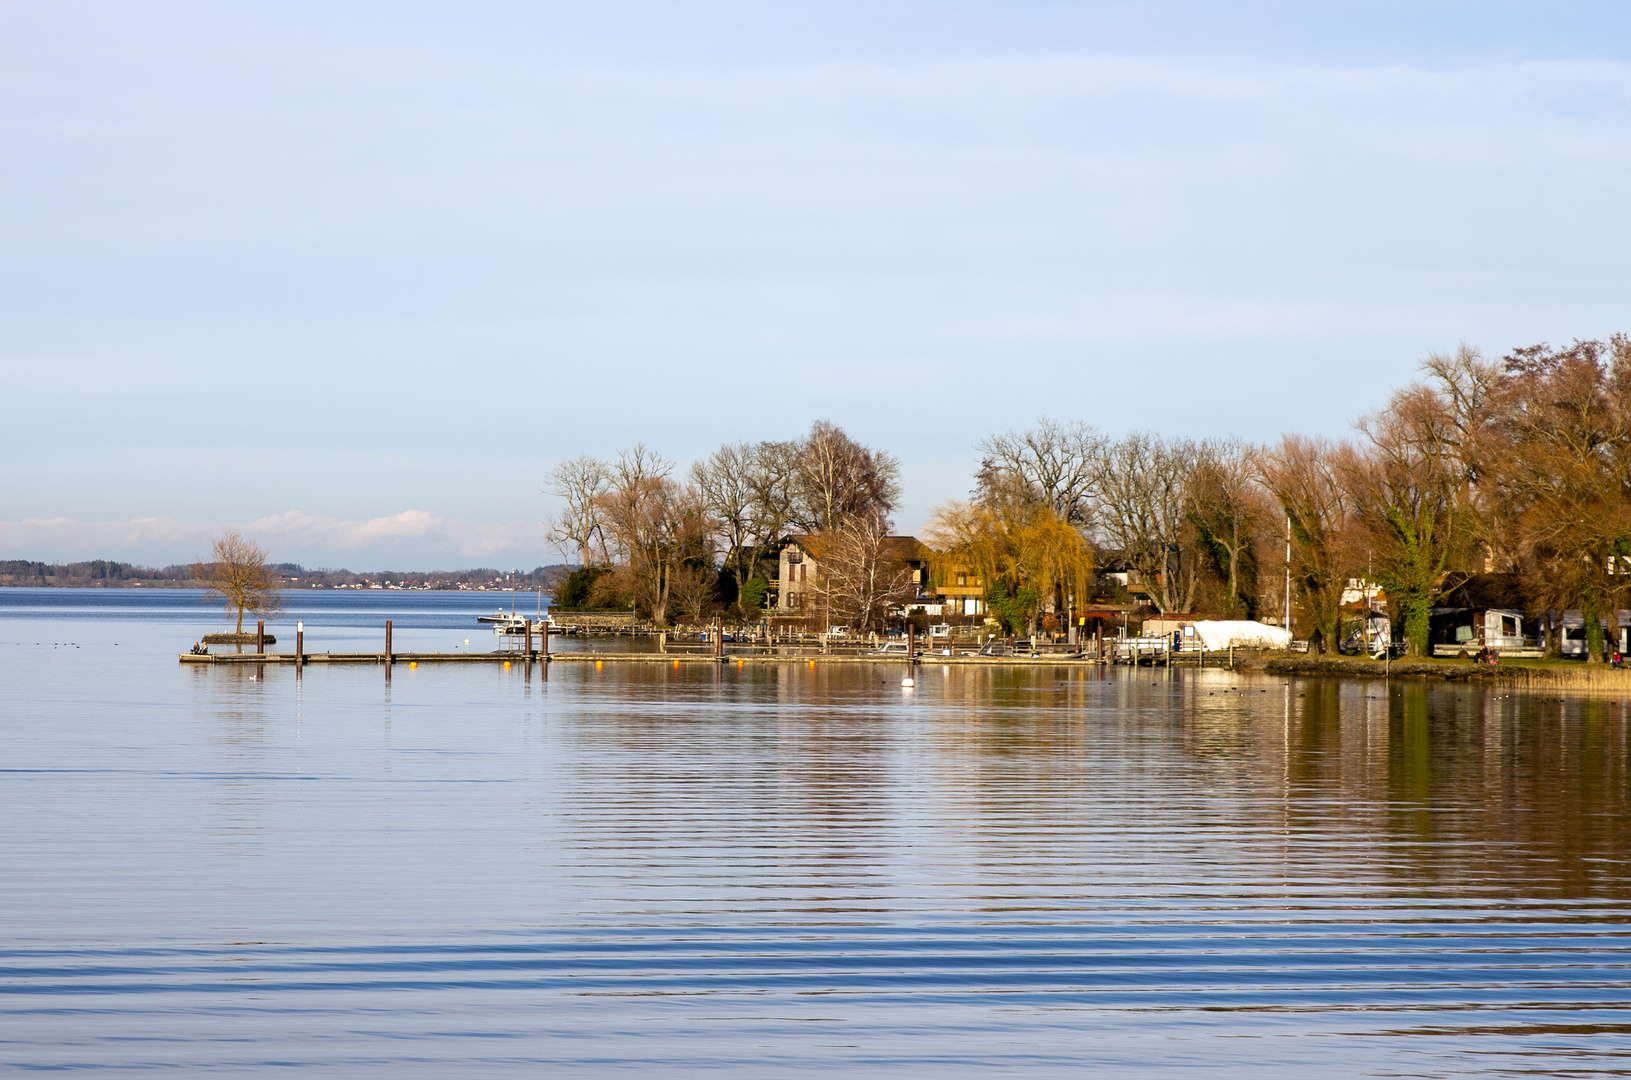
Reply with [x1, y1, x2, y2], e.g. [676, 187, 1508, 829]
[296, 625, 304, 668]
[385, 620, 393, 666]
[256, 619, 264, 654]
[524, 621, 532, 658]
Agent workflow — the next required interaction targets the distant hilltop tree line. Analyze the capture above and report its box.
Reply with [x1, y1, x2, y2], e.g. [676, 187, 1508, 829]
[1, 557, 568, 592]
[0, 559, 196, 586]
[545, 335, 1631, 661]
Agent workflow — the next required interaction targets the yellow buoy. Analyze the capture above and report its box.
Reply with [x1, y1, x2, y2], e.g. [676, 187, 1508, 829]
[409, 661, 417, 669]
[595, 660, 603, 669]
[504, 660, 511, 669]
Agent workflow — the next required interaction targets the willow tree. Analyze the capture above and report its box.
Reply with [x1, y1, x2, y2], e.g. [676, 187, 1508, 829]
[194, 532, 285, 634]
[924, 500, 1094, 635]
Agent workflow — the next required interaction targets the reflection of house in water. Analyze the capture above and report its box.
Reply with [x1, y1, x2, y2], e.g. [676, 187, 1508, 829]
[1429, 573, 1541, 658]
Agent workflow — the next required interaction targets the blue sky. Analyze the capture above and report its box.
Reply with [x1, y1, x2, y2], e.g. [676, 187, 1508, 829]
[3, 1, 1629, 569]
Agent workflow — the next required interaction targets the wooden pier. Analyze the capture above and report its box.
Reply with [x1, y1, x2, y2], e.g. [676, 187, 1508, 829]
[179, 650, 1105, 667]
[179, 618, 1130, 668]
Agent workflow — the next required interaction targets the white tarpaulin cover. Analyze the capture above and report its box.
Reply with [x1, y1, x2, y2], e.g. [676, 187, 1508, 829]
[1193, 620, 1292, 650]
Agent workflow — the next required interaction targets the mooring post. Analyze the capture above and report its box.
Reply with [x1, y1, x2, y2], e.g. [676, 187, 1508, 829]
[524, 621, 532, 659]
[256, 619, 265, 655]
[385, 619, 393, 666]
[296, 620, 304, 669]
[908, 622, 916, 660]
[541, 620, 549, 660]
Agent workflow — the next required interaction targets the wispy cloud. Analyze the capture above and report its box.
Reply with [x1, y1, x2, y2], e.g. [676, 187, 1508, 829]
[0, 512, 551, 569]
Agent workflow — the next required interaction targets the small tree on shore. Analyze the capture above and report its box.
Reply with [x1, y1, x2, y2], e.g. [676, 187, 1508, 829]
[194, 532, 285, 634]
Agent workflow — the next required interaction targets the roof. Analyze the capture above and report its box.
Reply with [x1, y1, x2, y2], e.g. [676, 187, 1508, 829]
[784, 534, 930, 563]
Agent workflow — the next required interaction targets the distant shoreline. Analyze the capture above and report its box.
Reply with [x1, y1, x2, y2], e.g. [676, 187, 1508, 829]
[0, 582, 543, 591]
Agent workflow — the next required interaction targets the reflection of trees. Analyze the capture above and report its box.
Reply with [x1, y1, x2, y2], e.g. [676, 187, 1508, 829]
[541, 666, 1629, 920]
[1251, 679, 1631, 902]
[1397, 689, 1630, 900]
[924, 670, 1630, 906]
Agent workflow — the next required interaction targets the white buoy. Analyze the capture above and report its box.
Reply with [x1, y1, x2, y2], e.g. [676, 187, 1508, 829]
[901, 677, 915, 688]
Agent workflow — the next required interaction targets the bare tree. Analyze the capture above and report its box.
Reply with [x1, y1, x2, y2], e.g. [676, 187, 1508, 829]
[1185, 439, 1264, 618]
[1491, 335, 1631, 662]
[816, 513, 916, 631]
[597, 445, 717, 624]
[544, 455, 610, 567]
[745, 439, 800, 555]
[975, 418, 1103, 528]
[790, 421, 901, 533]
[691, 442, 762, 591]
[1255, 436, 1353, 653]
[1091, 433, 1202, 614]
[596, 445, 674, 618]
[1340, 391, 1464, 655]
[667, 563, 719, 625]
[193, 531, 285, 634]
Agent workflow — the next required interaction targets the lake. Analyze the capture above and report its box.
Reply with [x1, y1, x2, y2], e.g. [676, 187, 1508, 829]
[2, 588, 1628, 1076]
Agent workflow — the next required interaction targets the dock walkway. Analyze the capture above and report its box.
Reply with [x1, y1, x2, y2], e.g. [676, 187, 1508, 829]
[179, 651, 1107, 667]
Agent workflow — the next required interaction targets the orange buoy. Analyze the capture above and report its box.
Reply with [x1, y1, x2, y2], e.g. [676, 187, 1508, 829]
[595, 660, 603, 669]
[409, 661, 417, 669]
[503, 660, 511, 669]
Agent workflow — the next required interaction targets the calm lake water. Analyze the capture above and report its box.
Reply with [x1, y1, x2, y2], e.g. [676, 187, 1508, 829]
[2, 588, 1629, 1077]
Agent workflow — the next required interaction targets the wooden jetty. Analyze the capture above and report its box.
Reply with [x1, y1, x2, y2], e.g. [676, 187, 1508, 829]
[179, 650, 1104, 667]
[178, 619, 1191, 668]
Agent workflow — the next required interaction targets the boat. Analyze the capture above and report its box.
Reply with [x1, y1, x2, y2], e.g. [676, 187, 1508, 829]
[493, 615, 556, 636]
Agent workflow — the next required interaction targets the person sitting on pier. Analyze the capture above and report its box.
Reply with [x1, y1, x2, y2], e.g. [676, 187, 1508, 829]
[190, 641, 208, 655]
